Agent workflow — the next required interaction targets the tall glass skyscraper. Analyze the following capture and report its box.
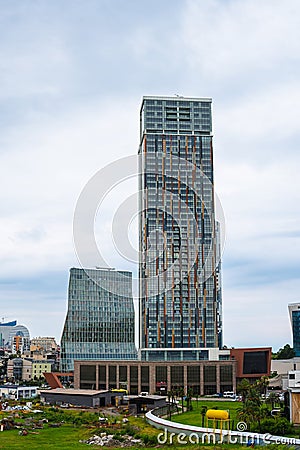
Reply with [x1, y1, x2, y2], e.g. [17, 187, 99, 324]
[60, 268, 137, 371]
[139, 96, 222, 361]
[289, 303, 300, 357]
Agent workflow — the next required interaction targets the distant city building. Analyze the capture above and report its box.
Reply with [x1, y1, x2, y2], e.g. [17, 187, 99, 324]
[30, 337, 58, 353]
[139, 95, 222, 361]
[22, 358, 33, 382]
[28, 337, 59, 370]
[60, 268, 137, 371]
[0, 320, 30, 352]
[289, 303, 300, 357]
[32, 361, 52, 380]
[0, 384, 38, 400]
[12, 335, 30, 355]
[7, 358, 24, 381]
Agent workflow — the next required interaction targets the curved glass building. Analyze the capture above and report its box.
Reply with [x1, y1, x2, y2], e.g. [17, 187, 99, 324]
[0, 320, 30, 352]
[60, 268, 137, 371]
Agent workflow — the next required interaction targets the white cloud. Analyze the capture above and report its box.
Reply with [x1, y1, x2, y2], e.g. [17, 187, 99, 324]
[0, 98, 139, 278]
[1, 0, 300, 347]
[183, 0, 300, 81]
[223, 277, 299, 350]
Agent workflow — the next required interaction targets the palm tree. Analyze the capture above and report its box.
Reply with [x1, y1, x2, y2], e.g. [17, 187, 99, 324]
[237, 383, 262, 432]
[237, 399, 262, 432]
[256, 375, 269, 396]
[237, 378, 252, 402]
[247, 385, 261, 407]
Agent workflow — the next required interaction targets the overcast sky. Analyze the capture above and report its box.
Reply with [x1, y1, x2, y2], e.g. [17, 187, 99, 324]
[1, 0, 300, 351]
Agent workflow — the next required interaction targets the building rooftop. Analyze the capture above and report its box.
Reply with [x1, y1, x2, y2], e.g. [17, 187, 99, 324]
[40, 388, 110, 396]
[128, 394, 166, 400]
[142, 95, 212, 102]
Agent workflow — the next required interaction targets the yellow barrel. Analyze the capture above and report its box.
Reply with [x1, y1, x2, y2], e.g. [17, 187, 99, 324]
[206, 409, 229, 420]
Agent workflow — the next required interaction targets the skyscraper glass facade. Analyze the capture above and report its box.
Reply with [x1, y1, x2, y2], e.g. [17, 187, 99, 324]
[60, 268, 137, 371]
[289, 303, 300, 357]
[139, 96, 222, 360]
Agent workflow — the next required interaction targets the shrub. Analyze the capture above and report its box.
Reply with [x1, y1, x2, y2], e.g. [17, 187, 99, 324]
[139, 432, 158, 445]
[252, 417, 294, 436]
[272, 418, 294, 436]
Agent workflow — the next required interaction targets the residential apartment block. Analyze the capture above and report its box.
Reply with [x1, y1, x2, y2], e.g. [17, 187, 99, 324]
[139, 96, 222, 360]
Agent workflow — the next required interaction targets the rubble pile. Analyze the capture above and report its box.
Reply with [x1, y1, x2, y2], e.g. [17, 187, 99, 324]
[80, 432, 144, 447]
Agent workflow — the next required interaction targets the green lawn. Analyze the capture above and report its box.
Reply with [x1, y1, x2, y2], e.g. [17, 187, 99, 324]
[0, 423, 90, 449]
[0, 411, 160, 449]
[171, 399, 242, 428]
[0, 408, 289, 450]
[0, 425, 287, 450]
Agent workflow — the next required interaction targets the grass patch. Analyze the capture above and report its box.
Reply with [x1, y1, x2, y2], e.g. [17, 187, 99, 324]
[0, 423, 90, 449]
[1, 403, 289, 449]
[0, 409, 162, 449]
[171, 399, 242, 428]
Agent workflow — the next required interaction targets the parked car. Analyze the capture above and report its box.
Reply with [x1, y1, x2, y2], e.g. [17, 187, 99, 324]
[223, 391, 235, 398]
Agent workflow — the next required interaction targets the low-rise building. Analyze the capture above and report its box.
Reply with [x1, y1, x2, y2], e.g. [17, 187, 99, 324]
[30, 337, 58, 354]
[127, 395, 167, 414]
[269, 357, 300, 390]
[74, 359, 237, 395]
[229, 347, 272, 383]
[73, 347, 271, 395]
[7, 358, 23, 381]
[40, 388, 121, 408]
[271, 358, 300, 374]
[22, 358, 33, 381]
[7, 357, 34, 382]
[0, 384, 38, 400]
[287, 370, 300, 424]
[12, 335, 30, 354]
[32, 361, 52, 380]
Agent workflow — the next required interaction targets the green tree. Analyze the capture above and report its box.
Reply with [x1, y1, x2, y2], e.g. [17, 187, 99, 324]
[273, 344, 295, 360]
[259, 403, 270, 419]
[236, 378, 251, 402]
[237, 382, 262, 431]
[256, 375, 269, 395]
